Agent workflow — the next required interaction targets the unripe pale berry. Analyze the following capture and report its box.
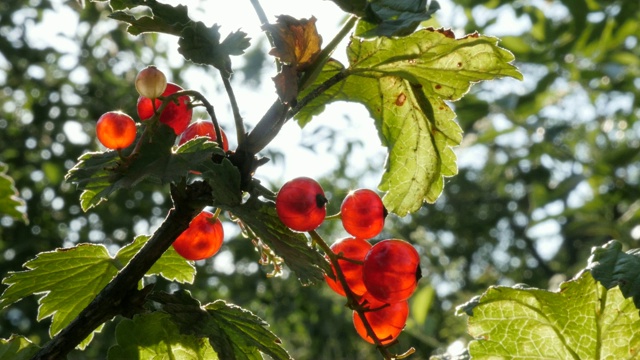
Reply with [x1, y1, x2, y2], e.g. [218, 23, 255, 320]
[135, 65, 167, 99]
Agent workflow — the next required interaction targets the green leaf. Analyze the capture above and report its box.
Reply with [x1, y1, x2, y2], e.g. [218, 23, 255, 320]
[66, 127, 223, 211]
[0, 244, 115, 347]
[108, 0, 191, 36]
[151, 290, 291, 360]
[116, 235, 195, 284]
[229, 194, 331, 285]
[184, 142, 243, 207]
[456, 271, 640, 359]
[106, 0, 143, 11]
[0, 162, 28, 224]
[587, 239, 640, 311]
[296, 29, 522, 216]
[0, 239, 193, 347]
[178, 21, 250, 79]
[107, 312, 217, 360]
[0, 335, 40, 360]
[359, 0, 441, 37]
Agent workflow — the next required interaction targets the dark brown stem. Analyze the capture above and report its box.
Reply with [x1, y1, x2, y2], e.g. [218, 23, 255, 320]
[287, 70, 349, 120]
[31, 181, 213, 360]
[237, 100, 289, 155]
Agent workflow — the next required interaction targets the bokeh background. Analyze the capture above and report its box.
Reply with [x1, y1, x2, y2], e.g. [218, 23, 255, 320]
[1, 0, 639, 358]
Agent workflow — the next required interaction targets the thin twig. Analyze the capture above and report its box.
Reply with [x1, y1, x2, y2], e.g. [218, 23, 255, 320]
[221, 75, 247, 146]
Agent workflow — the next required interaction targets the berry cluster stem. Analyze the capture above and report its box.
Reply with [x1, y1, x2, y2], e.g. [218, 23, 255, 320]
[309, 230, 405, 360]
[174, 90, 225, 151]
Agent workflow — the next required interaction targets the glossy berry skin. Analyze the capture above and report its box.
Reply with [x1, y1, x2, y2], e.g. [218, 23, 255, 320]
[275, 177, 327, 232]
[324, 237, 372, 297]
[95, 111, 137, 150]
[135, 65, 167, 99]
[172, 211, 224, 261]
[178, 119, 229, 151]
[353, 292, 409, 345]
[340, 189, 387, 239]
[137, 82, 192, 135]
[363, 239, 421, 303]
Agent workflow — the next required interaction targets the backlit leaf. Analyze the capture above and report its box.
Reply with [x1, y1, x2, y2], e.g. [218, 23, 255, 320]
[456, 271, 640, 359]
[0, 335, 40, 360]
[0, 244, 115, 347]
[263, 15, 322, 70]
[0, 239, 194, 348]
[116, 235, 195, 284]
[296, 28, 522, 216]
[151, 290, 291, 360]
[0, 162, 28, 224]
[107, 312, 217, 360]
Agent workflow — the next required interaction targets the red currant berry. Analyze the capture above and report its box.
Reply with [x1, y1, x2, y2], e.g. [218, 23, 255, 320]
[137, 82, 192, 135]
[340, 189, 387, 239]
[275, 177, 327, 232]
[353, 292, 409, 345]
[324, 237, 372, 297]
[172, 210, 224, 261]
[135, 65, 167, 99]
[95, 111, 137, 150]
[178, 119, 229, 151]
[362, 239, 421, 303]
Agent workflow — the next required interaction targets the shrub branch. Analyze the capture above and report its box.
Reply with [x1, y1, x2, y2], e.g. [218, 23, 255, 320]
[31, 181, 213, 360]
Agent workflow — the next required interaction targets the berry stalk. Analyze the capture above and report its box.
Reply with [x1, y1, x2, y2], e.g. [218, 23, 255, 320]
[309, 230, 412, 359]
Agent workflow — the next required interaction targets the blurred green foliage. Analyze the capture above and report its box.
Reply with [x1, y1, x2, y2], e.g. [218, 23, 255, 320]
[0, 0, 639, 358]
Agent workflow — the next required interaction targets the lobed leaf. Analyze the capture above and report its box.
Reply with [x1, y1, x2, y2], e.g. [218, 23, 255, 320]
[358, 0, 441, 37]
[108, 0, 190, 36]
[116, 235, 195, 284]
[0, 335, 40, 360]
[328, 0, 439, 36]
[178, 21, 250, 79]
[107, 312, 217, 360]
[456, 271, 640, 359]
[66, 128, 223, 211]
[0, 239, 194, 348]
[0, 244, 115, 347]
[151, 290, 291, 360]
[229, 194, 331, 285]
[0, 162, 28, 224]
[587, 239, 640, 311]
[296, 28, 522, 216]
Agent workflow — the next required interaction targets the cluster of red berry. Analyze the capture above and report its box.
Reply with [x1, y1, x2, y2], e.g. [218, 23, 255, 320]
[94, 66, 231, 262]
[275, 177, 422, 346]
[94, 66, 229, 153]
